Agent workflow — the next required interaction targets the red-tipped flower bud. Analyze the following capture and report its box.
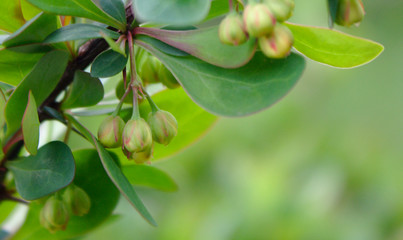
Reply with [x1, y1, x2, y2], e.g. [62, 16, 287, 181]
[264, 0, 295, 22]
[63, 185, 91, 217]
[98, 116, 125, 148]
[336, 0, 365, 27]
[40, 196, 69, 233]
[243, 3, 276, 37]
[148, 110, 178, 146]
[158, 65, 180, 89]
[123, 118, 153, 153]
[218, 12, 248, 46]
[258, 24, 294, 59]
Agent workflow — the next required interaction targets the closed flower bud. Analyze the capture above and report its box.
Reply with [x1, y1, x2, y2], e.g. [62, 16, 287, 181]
[158, 65, 180, 89]
[218, 12, 248, 46]
[243, 3, 276, 37]
[129, 144, 153, 164]
[40, 196, 69, 233]
[98, 116, 125, 148]
[139, 55, 162, 83]
[336, 0, 365, 27]
[123, 118, 153, 153]
[63, 185, 91, 216]
[258, 24, 294, 59]
[264, 0, 295, 22]
[148, 110, 178, 146]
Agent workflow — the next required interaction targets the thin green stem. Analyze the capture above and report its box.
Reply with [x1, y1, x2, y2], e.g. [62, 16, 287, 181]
[63, 121, 72, 144]
[131, 86, 140, 120]
[139, 85, 159, 113]
[112, 85, 131, 117]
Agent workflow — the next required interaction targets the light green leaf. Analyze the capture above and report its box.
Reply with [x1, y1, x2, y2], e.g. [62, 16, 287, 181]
[12, 149, 120, 240]
[22, 91, 40, 155]
[123, 165, 178, 192]
[135, 25, 256, 68]
[20, 0, 42, 21]
[5, 50, 69, 136]
[61, 70, 104, 109]
[66, 114, 157, 226]
[91, 49, 128, 78]
[134, 0, 211, 26]
[6, 141, 75, 200]
[0, 0, 25, 33]
[44, 24, 120, 44]
[27, 0, 125, 30]
[0, 201, 16, 226]
[136, 37, 305, 117]
[286, 23, 384, 68]
[204, 0, 229, 22]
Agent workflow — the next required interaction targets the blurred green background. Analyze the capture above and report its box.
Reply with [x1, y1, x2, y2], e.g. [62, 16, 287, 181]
[83, 1, 403, 240]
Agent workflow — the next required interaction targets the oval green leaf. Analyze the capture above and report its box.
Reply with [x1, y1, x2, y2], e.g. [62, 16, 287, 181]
[6, 141, 75, 200]
[135, 26, 256, 68]
[93, 0, 126, 24]
[61, 70, 104, 109]
[91, 49, 128, 78]
[327, 0, 339, 28]
[5, 50, 69, 137]
[20, 0, 42, 21]
[136, 37, 306, 117]
[285, 23, 384, 68]
[22, 91, 40, 155]
[44, 24, 120, 44]
[0, 0, 25, 33]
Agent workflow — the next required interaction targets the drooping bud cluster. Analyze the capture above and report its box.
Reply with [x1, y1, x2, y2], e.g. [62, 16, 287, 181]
[218, 0, 295, 59]
[148, 110, 178, 146]
[123, 118, 153, 153]
[98, 116, 125, 148]
[335, 0, 365, 27]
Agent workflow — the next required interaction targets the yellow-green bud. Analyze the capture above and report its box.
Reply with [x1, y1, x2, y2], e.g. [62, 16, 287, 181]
[148, 110, 178, 146]
[218, 12, 248, 46]
[139, 55, 162, 83]
[158, 65, 180, 89]
[63, 185, 91, 217]
[129, 144, 153, 164]
[40, 196, 69, 233]
[243, 3, 276, 37]
[98, 116, 125, 148]
[264, 0, 295, 22]
[258, 24, 294, 59]
[123, 118, 153, 153]
[336, 0, 365, 27]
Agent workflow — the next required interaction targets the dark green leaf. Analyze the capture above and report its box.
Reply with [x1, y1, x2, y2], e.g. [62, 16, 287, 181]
[0, 0, 25, 33]
[135, 25, 256, 68]
[62, 71, 104, 109]
[286, 23, 384, 68]
[134, 0, 211, 26]
[136, 36, 189, 57]
[12, 149, 120, 240]
[94, 0, 126, 24]
[27, 0, 125, 30]
[136, 39, 305, 117]
[6, 141, 75, 200]
[327, 0, 339, 28]
[4, 50, 69, 136]
[22, 91, 40, 155]
[91, 49, 128, 78]
[66, 114, 157, 226]
[44, 24, 120, 44]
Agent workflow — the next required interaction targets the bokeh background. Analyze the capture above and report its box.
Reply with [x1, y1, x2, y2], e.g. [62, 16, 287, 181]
[83, 1, 403, 240]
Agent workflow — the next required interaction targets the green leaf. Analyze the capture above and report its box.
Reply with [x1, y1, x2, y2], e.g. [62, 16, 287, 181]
[94, 0, 126, 24]
[0, 89, 6, 131]
[12, 149, 120, 240]
[204, 0, 229, 22]
[0, 201, 16, 225]
[136, 38, 306, 117]
[0, 0, 25, 33]
[285, 23, 384, 68]
[327, 0, 339, 28]
[91, 49, 128, 78]
[0, 50, 43, 86]
[135, 25, 256, 68]
[27, 0, 125, 30]
[122, 165, 178, 192]
[6, 141, 75, 200]
[20, 0, 42, 21]
[22, 91, 40, 155]
[66, 114, 157, 226]
[5, 50, 69, 136]
[3, 13, 57, 50]
[134, 0, 211, 26]
[61, 70, 104, 109]
[44, 24, 120, 44]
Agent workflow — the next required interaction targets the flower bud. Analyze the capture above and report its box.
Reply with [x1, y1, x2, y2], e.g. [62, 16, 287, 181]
[258, 24, 294, 59]
[139, 55, 162, 83]
[40, 196, 69, 233]
[123, 118, 153, 153]
[264, 0, 295, 22]
[63, 185, 91, 216]
[129, 144, 153, 164]
[335, 0, 365, 27]
[158, 65, 180, 89]
[148, 110, 178, 146]
[243, 3, 276, 37]
[98, 116, 125, 148]
[218, 12, 248, 46]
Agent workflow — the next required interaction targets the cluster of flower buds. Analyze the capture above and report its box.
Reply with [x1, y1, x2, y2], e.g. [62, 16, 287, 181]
[219, 0, 295, 59]
[335, 0, 365, 27]
[40, 184, 91, 232]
